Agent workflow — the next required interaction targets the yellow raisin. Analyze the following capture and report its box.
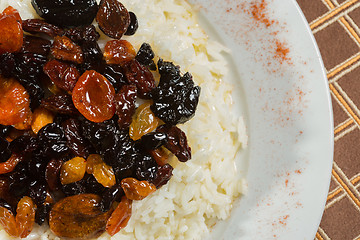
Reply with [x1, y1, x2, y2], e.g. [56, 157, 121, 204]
[86, 154, 116, 188]
[31, 107, 54, 134]
[120, 178, 156, 200]
[86, 154, 103, 174]
[60, 157, 86, 185]
[0, 206, 18, 237]
[106, 196, 132, 236]
[129, 102, 159, 141]
[16, 196, 36, 238]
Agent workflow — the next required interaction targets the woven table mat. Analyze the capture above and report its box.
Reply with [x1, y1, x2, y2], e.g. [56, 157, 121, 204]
[296, 0, 360, 239]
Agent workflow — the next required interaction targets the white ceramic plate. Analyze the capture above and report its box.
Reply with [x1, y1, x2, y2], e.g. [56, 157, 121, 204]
[187, 0, 334, 239]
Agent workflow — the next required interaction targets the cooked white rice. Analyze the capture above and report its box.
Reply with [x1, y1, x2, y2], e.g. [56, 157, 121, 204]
[0, 0, 247, 239]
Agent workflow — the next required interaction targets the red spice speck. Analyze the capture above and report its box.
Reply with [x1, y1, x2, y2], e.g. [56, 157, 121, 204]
[274, 40, 291, 64]
[250, 0, 275, 27]
[285, 179, 289, 187]
[279, 215, 289, 226]
[295, 170, 302, 174]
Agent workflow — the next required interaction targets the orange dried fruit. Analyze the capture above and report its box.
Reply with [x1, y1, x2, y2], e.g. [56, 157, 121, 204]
[86, 154, 116, 188]
[104, 40, 136, 65]
[72, 70, 116, 123]
[86, 154, 103, 174]
[51, 36, 83, 64]
[60, 157, 86, 185]
[106, 196, 132, 236]
[14, 112, 32, 131]
[0, 77, 30, 126]
[150, 147, 169, 166]
[31, 107, 54, 134]
[2, 6, 22, 24]
[121, 177, 156, 200]
[0, 12, 23, 54]
[0, 154, 24, 175]
[16, 196, 36, 238]
[0, 206, 18, 237]
[49, 194, 112, 239]
[129, 102, 159, 141]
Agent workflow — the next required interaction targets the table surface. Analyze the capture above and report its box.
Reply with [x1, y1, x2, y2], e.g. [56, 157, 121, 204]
[296, 0, 360, 239]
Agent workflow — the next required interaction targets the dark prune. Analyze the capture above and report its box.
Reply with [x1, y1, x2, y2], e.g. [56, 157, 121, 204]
[151, 59, 200, 125]
[43, 60, 79, 92]
[22, 19, 64, 37]
[35, 203, 51, 225]
[61, 180, 86, 196]
[102, 65, 127, 92]
[22, 35, 51, 56]
[138, 132, 167, 150]
[96, 0, 130, 39]
[64, 25, 100, 43]
[0, 53, 15, 78]
[124, 12, 138, 36]
[100, 183, 123, 212]
[45, 159, 63, 191]
[0, 136, 11, 162]
[156, 125, 191, 162]
[29, 182, 47, 206]
[114, 85, 137, 129]
[38, 123, 65, 142]
[41, 93, 79, 115]
[134, 154, 158, 182]
[80, 41, 105, 72]
[62, 118, 91, 158]
[124, 59, 155, 99]
[135, 43, 155, 67]
[151, 164, 173, 188]
[31, 0, 99, 27]
[9, 136, 38, 154]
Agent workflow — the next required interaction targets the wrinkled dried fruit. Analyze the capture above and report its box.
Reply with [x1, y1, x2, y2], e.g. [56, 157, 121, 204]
[21, 35, 51, 56]
[0, 77, 30, 126]
[31, 107, 54, 134]
[43, 60, 80, 92]
[65, 25, 100, 43]
[41, 93, 78, 115]
[150, 147, 169, 166]
[60, 157, 86, 185]
[124, 12, 138, 36]
[121, 177, 156, 200]
[22, 19, 64, 37]
[135, 43, 155, 67]
[106, 196, 131, 236]
[45, 159, 63, 191]
[140, 132, 168, 150]
[51, 36, 84, 64]
[104, 40, 136, 65]
[124, 59, 155, 98]
[102, 64, 127, 92]
[3, 6, 21, 23]
[86, 154, 103, 174]
[62, 118, 91, 158]
[96, 0, 130, 39]
[16, 196, 36, 238]
[49, 194, 111, 239]
[0, 12, 23, 54]
[152, 164, 173, 188]
[87, 154, 116, 188]
[115, 85, 137, 129]
[72, 70, 116, 123]
[129, 102, 159, 141]
[157, 125, 191, 162]
[0, 206, 18, 237]
[0, 154, 24, 175]
[100, 184, 124, 212]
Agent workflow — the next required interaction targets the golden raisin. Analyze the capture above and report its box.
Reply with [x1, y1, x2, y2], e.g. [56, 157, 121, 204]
[0, 77, 30, 126]
[87, 154, 116, 188]
[129, 102, 159, 141]
[31, 107, 54, 134]
[72, 70, 116, 123]
[120, 178, 156, 200]
[49, 194, 112, 239]
[60, 157, 86, 185]
[0, 206, 18, 237]
[0, 12, 23, 54]
[0, 154, 24, 175]
[106, 196, 132, 236]
[86, 154, 103, 174]
[104, 40, 136, 65]
[16, 196, 36, 238]
[51, 36, 83, 64]
[150, 147, 169, 166]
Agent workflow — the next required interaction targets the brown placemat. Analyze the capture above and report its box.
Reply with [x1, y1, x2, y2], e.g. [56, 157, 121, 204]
[296, 0, 360, 239]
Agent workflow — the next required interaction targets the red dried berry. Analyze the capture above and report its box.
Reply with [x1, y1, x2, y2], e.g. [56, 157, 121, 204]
[22, 19, 64, 37]
[104, 40, 136, 65]
[43, 60, 80, 92]
[114, 85, 137, 129]
[51, 36, 84, 64]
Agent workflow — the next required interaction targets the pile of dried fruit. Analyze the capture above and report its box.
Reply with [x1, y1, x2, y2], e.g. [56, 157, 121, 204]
[0, 0, 200, 238]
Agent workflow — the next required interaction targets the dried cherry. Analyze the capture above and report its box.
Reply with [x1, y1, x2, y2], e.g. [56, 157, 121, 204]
[104, 40, 136, 65]
[22, 19, 64, 37]
[51, 36, 84, 64]
[115, 85, 137, 129]
[41, 93, 79, 115]
[43, 60, 80, 92]
[152, 164, 173, 188]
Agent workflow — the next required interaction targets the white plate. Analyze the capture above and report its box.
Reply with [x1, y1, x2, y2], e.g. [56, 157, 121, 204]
[188, 0, 334, 239]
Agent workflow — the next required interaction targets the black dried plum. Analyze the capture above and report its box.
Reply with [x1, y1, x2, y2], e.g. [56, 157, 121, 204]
[22, 35, 51, 56]
[62, 118, 91, 158]
[22, 19, 64, 37]
[152, 164, 173, 188]
[41, 93, 79, 115]
[65, 25, 100, 43]
[102, 65, 127, 92]
[138, 132, 167, 150]
[124, 12, 138, 36]
[151, 59, 200, 125]
[135, 43, 155, 67]
[100, 183, 123, 212]
[31, 0, 99, 27]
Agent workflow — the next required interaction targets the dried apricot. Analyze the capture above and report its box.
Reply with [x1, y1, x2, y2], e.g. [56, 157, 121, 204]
[14, 112, 32, 131]
[0, 206, 18, 237]
[0, 77, 30, 126]
[49, 194, 112, 239]
[3, 6, 21, 23]
[120, 177, 156, 200]
[0, 154, 24, 175]
[16, 196, 36, 238]
[60, 157, 86, 185]
[129, 102, 159, 141]
[51, 36, 84, 64]
[104, 40, 136, 65]
[31, 107, 54, 134]
[87, 154, 116, 188]
[106, 196, 132, 236]
[0, 12, 23, 54]
[72, 70, 116, 123]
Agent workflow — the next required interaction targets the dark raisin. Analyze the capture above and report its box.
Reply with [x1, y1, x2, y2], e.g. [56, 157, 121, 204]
[61, 180, 86, 196]
[124, 12, 138, 36]
[35, 203, 51, 225]
[22, 35, 51, 56]
[64, 25, 100, 43]
[29, 181, 47, 206]
[38, 123, 65, 142]
[0, 53, 15, 78]
[135, 43, 155, 67]
[62, 118, 91, 158]
[134, 153, 158, 182]
[9, 135, 38, 154]
[0, 136, 11, 163]
[31, 0, 99, 27]
[156, 125, 191, 162]
[42, 141, 69, 159]
[45, 159, 63, 191]
[151, 164, 173, 188]
[80, 41, 105, 72]
[41, 93, 79, 115]
[14, 53, 47, 81]
[0, 199, 14, 213]
[23, 82, 45, 111]
[102, 65, 127, 92]
[0, 125, 11, 138]
[27, 156, 48, 181]
[22, 19, 64, 37]
[114, 85, 137, 129]
[151, 59, 200, 125]
[100, 183, 124, 212]
[43, 60, 79, 92]
[8, 162, 30, 197]
[96, 0, 130, 39]
[83, 174, 106, 195]
[138, 132, 167, 150]
[51, 36, 84, 64]
[124, 59, 155, 99]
